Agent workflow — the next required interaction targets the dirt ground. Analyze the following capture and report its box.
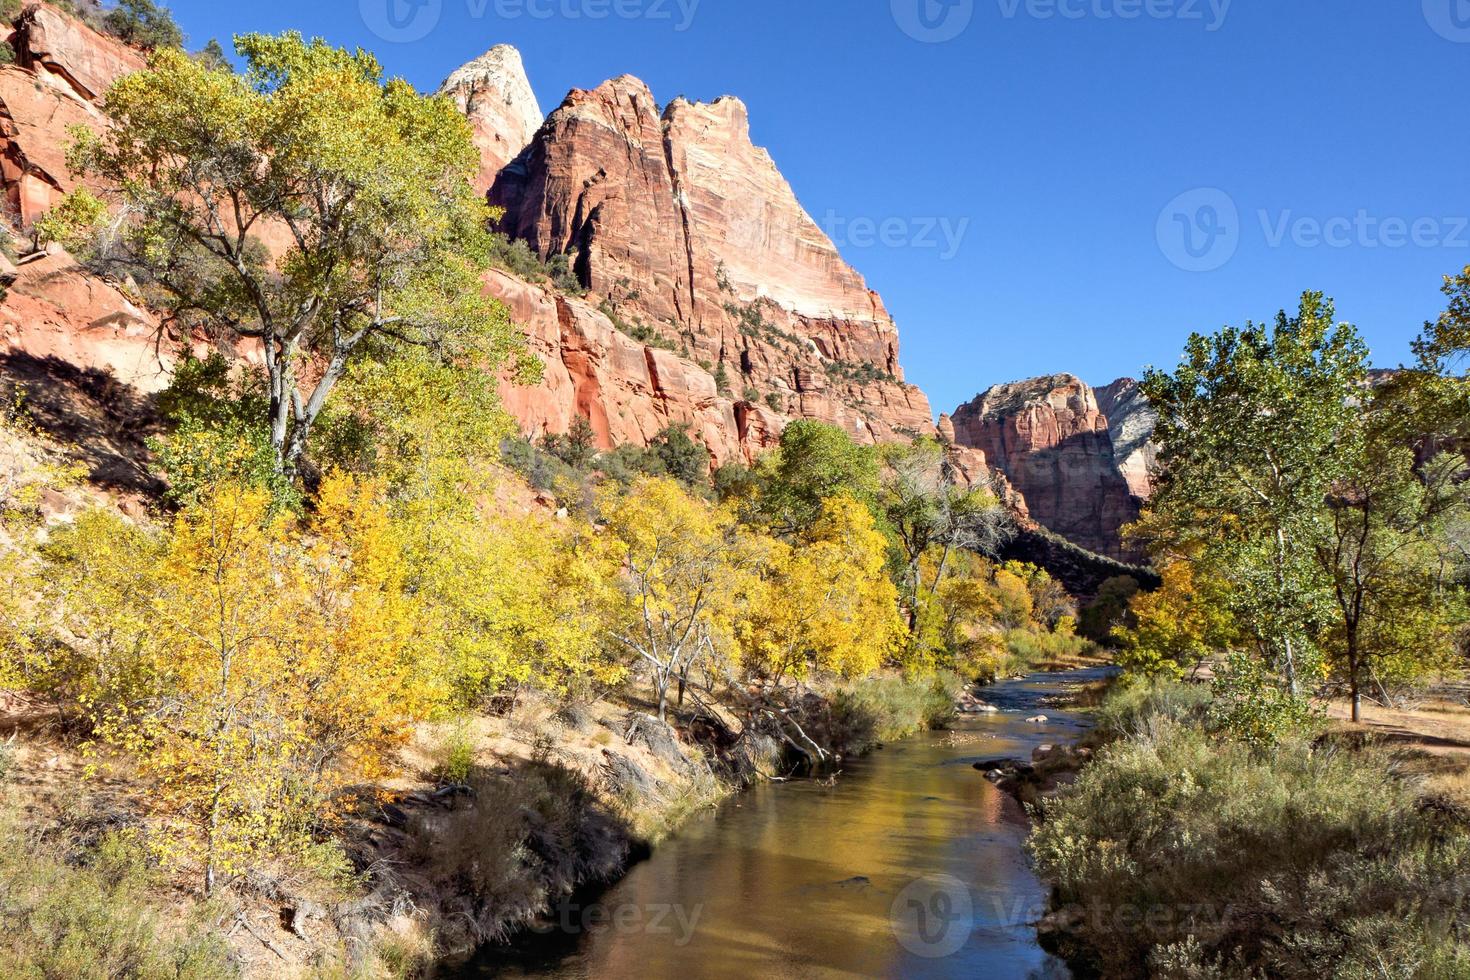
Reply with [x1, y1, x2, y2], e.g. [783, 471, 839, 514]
[1325, 684, 1470, 805]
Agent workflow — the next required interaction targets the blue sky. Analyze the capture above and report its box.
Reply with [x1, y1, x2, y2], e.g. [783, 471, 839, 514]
[165, 0, 1470, 415]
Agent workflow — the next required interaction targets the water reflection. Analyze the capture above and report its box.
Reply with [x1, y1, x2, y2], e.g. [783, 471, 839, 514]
[465, 667, 1114, 979]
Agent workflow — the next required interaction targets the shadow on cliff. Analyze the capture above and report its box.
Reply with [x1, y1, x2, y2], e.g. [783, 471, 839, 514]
[1002, 524, 1160, 599]
[0, 351, 165, 498]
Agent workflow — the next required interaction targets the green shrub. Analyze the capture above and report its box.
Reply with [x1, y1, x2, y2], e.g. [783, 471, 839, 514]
[1030, 721, 1470, 978]
[0, 818, 234, 978]
[1001, 627, 1095, 674]
[1094, 677, 1212, 739]
[819, 672, 963, 754]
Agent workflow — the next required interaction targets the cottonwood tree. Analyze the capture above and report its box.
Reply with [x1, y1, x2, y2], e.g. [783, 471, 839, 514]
[754, 420, 881, 535]
[1141, 293, 1368, 698]
[53, 34, 528, 477]
[1319, 441, 1467, 721]
[600, 477, 741, 722]
[734, 495, 903, 763]
[879, 437, 1013, 633]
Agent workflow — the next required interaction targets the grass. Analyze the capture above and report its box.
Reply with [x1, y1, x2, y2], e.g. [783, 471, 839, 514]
[1030, 680, 1470, 979]
[0, 813, 236, 979]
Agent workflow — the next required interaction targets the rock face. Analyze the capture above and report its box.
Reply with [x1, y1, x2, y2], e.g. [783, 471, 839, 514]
[10, 2, 143, 103]
[0, 246, 176, 392]
[487, 71, 933, 457]
[1095, 377, 1158, 501]
[486, 269, 781, 466]
[950, 374, 1142, 559]
[0, 3, 141, 225]
[437, 45, 543, 198]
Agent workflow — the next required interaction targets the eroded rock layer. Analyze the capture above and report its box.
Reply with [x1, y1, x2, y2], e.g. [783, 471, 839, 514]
[950, 374, 1146, 560]
[487, 72, 934, 458]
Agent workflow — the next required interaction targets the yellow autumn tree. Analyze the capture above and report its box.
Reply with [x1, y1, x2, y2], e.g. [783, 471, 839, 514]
[737, 494, 904, 686]
[599, 477, 742, 721]
[409, 504, 625, 705]
[1115, 560, 1239, 678]
[47, 478, 447, 894]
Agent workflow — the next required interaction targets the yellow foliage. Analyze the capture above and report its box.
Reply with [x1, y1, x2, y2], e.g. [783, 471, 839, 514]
[1116, 561, 1238, 678]
[737, 494, 903, 684]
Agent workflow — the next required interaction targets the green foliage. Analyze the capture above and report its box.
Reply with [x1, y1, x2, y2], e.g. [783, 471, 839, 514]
[712, 462, 758, 503]
[1413, 264, 1470, 375]
[1207, 649, 1324, 750]
[646, 424, 710, 486]
[498, 436, 583, 497]
[806, 671, 964, 755]
[764, 391, 785, 412]
[541, 416, 599, 470]
[1141, 292, 1370, 700]
[1078, 575, 1139, 643]
[0, 817, 234, 979]
[486, 232, 586, 296]
[64, 33, 527, 475]
[435, 720, 476, 786]
[148, 353, 299, 511]
[755, 419, 880, 534]
[103, 0, 184, 50]
[195, 38, 230, 72]
[599, 301, 676, 351]
[1031, 720, 1470, 979]
[1001, 626, 1095, 672]
[824, 360, 898, 385]
[712, 362, 732, 396]
[1093, 676, 1213, 739]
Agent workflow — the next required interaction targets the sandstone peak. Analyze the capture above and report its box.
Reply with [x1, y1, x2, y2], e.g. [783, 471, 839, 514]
[439, 43, 543, 195]
[950, 373, 1137, 559]
[968, 373, 1096, 419]
[1095, 377, 1159, 501]
[484, 67, 932, 458]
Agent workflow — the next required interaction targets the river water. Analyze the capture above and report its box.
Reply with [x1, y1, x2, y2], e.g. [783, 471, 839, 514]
[466, 666, 1115, 980]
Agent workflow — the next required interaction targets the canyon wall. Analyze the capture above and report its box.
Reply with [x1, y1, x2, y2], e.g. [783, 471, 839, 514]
[949, 374, 1154, 560]
[481, 66, 933, 460]
[0, 5, 1158, 560]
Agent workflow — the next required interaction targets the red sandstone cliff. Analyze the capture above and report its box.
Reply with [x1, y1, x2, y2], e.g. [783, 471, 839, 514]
[485, 71, 933, 458]
[0, 8, 1158, 561]
[949, 374, 1149, 560]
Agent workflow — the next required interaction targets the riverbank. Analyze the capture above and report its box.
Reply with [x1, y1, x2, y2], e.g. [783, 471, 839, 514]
[461, 667, 1116, 978]
[1023, 678, 1470, 978]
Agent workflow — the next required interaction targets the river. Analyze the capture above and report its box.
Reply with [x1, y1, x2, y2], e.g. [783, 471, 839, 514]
[463, 666, 1115, 979]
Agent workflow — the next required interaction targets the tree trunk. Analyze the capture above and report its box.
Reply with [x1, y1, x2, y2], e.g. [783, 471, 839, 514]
[1348, 640, 1362, 724]
[1275, 527, 1300, 697]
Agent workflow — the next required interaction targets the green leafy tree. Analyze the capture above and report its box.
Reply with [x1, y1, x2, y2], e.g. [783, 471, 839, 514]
[1316, 377, 1470, 722]
[543, 415, 599, 470]
[195, 38, 230, 72]
[1141, 293, 1368, 700]
[755, 420, 880, 535]
[648, 424, 710, 487]
[56, 34, 530, 477]
[879, 437, 1011, 632]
